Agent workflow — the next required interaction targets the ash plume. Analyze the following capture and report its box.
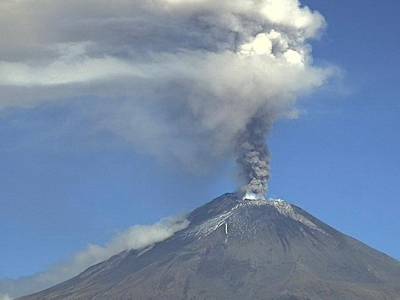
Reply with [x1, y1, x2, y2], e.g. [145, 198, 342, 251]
[236, 116, 272, 200]
[0, 0, 333, 198]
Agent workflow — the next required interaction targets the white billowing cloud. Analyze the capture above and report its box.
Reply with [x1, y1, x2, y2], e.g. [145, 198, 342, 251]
[0, 217, 189, 299]
[0, 0, 332, 168]
[240, 33, 274, 56]
[260, 0, 325, 37]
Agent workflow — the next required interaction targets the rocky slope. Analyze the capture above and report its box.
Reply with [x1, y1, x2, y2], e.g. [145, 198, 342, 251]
[20, 193, 400, 300]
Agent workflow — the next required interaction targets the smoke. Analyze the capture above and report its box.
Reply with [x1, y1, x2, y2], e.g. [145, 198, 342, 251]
[0, 217, 189, 299]
[236, 116, 272, 199]
[0, 0, 332, 197]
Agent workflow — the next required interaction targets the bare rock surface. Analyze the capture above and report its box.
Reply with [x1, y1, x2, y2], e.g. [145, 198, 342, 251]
[20, 193, 400, 300]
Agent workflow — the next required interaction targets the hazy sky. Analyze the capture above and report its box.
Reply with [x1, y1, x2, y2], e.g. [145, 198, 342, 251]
[1, 0, 399, 291]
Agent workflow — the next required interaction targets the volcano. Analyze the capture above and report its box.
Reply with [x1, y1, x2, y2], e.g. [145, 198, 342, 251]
[20, 194, 400, 300]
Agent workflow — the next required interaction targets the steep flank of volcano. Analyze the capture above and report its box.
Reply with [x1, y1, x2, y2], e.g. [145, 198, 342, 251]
[20, 194, 400, 300]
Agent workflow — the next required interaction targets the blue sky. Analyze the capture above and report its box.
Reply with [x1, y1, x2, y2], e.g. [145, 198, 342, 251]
[1, 0, 400, 282]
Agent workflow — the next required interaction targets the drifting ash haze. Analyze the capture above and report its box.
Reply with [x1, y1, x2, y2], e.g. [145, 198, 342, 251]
[0, 0, 331, 199]
[0, 218, 189, 298]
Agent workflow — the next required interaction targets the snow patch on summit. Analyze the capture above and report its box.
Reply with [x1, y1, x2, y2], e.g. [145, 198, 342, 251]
[268, 199, 326, 233]
[190, 208, 236, 238]
[187, 197, 326, 238]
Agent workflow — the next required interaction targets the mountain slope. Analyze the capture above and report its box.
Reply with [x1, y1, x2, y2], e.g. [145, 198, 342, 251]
[20, 193, 400, 300]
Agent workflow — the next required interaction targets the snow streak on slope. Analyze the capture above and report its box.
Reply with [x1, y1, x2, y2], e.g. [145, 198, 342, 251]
[188, 198, 326, 238]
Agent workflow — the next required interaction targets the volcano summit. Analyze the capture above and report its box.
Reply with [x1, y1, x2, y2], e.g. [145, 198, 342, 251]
[20, 194, 400, 300]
